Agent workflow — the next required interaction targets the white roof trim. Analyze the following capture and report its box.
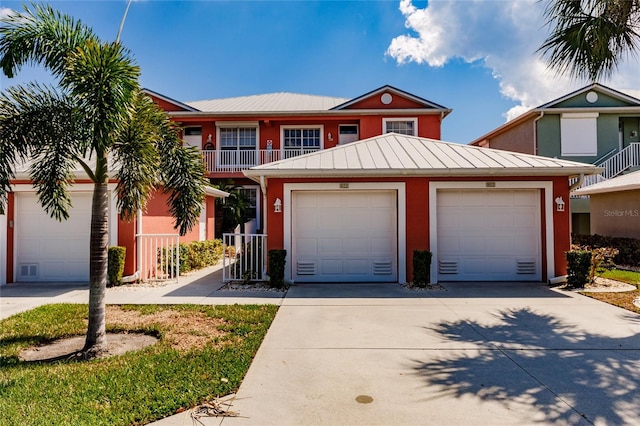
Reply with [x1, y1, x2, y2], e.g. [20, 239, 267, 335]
[205, 186, 229, 198]
[573, 170, 640, 195]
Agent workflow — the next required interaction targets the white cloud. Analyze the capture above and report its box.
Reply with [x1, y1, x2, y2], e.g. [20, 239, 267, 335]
[387, 0, 640, 122]
[0, 8, 15, 19]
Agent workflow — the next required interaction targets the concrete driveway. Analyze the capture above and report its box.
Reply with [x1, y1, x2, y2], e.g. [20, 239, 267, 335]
[3, 275, 640, 425]
[170, 282, 640, 426]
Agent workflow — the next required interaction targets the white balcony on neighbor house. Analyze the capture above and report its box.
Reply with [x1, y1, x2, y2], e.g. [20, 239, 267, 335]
[202, 148, 321, 173]
[571, 142, 640, 195]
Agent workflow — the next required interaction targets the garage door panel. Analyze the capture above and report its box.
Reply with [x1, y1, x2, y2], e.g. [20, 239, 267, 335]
[16, 193, 92, 282]
[292, 190, 397, 283]
[437, 189, 541, 282]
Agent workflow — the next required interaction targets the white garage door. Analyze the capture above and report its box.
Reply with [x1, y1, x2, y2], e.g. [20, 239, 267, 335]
[292, 190, 397, 282]
[437, 189, 541, 281]
[16, 192, 91, 282]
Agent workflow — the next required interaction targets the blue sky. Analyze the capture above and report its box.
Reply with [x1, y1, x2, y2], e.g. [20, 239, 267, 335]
[2, 1, 640, 144]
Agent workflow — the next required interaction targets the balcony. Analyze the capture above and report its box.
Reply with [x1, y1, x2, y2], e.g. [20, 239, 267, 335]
[202, 148, 320, 173]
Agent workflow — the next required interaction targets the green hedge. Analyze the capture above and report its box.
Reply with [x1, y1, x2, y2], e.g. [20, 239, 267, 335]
[412, 250, 432, 287]
[160, 239, 224, 276]
[572, 234, 640, 267]
[565, 250, 592, 288]
[107, 246, 126, 287]
[268, 250, 287, 288]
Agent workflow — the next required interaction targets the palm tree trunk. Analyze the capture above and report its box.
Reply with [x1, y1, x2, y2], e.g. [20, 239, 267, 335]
[84, 179, 110, 355]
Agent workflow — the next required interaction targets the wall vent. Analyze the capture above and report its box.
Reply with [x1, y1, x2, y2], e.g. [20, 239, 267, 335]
[296, 261, 317, 275]
[516, 260, 536, 275]
[19, 264, 39, 278]
[373, 261, 393, 275]
[439, 260, 458, 275]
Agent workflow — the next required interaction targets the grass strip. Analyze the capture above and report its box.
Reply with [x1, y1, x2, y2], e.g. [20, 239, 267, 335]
[0, 303, 277, 425]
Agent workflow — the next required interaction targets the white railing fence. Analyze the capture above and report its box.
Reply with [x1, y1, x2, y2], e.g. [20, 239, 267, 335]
[203, 148, 320, 173]
[222, 233, 268, 283]
[571, 143, 640, 194]
[136, 233, 180, 282]
[597, 143, 640, 179]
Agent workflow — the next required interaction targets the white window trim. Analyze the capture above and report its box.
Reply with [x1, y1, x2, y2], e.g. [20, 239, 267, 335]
[428, 181, 554, 284]
[383, 117, 418, 136]
[280, 125, 324, 156]
[283, 182, 406, 284]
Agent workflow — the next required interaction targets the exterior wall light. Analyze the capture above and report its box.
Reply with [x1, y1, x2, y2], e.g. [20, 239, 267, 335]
[555, 196, 565, 212]
[274, 198, 282, 213]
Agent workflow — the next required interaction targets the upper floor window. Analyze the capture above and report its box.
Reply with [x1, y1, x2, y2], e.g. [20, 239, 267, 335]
[383, 118, 417, 136]
[560, 113, 598, 156]
[220, 127, 257, 150]
[282, 126, 322, 159]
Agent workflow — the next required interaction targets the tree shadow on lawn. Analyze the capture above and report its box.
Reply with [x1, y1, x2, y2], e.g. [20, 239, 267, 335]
[412, 308, 640, 424]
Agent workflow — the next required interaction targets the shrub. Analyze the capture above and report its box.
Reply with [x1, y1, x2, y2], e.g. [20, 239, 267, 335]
[159, 239, 224, 276]
[572, 234, 640, 267]
[107, 246, 126, 287]
[268, 250, 287, 288]
[412, 250, 432, 287]
[565, 250, 592, 288]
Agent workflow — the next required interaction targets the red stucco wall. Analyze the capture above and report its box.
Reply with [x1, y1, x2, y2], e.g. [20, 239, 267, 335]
[262, 176, 572, 283]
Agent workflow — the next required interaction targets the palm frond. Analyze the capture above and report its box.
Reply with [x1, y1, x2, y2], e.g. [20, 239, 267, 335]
[113, 90, 162, 220]
[538, 0, 640, 81]
[0, 3, 97, 79]
[157, 125, 207, 236]
[0, 83, 85, 219]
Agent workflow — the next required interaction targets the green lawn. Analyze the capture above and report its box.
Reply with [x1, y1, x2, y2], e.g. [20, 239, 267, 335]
[0, 303, 277, 425]
[599, 268, 640, 287]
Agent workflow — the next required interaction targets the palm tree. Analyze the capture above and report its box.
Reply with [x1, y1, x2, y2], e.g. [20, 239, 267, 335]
[538, 0, 640, 81]
[0, 4, 207, 357]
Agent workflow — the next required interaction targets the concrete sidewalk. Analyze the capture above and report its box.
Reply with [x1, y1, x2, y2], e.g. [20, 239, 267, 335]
[0, 264, 285, 321]
[157, 282, 640, 426]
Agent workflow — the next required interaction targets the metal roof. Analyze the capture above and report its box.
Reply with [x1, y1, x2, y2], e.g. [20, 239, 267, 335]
[573, 170, 640, 195]
[244, 133, 602, 179]
[186, 92, 350, 113]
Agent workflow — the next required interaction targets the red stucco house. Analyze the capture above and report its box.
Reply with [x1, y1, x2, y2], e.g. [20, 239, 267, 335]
[0, 165, 227, 285]
[243, 134, 600, 284]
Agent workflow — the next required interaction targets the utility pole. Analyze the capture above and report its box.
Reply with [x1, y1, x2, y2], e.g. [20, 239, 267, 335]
[116, 0, 133, 43]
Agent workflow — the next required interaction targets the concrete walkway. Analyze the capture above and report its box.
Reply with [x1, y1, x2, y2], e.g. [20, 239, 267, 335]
[3, 275, 640, 425]
[0, 264, 285, 321]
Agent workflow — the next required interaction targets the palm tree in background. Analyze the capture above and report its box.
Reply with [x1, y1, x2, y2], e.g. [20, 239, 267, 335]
[0, 4, 207, 357]
[538, 0, 640, 81]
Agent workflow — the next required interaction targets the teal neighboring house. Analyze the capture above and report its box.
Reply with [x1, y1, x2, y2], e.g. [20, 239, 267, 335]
[470, 83, 640, 235]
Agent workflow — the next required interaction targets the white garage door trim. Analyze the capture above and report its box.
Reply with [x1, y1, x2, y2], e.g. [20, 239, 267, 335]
[11, 184, 118, 283]
[284, 182, 406, 283]
[429, 181, 555, 284]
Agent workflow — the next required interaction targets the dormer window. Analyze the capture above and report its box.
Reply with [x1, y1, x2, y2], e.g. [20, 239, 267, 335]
[383, 118, 417, 136]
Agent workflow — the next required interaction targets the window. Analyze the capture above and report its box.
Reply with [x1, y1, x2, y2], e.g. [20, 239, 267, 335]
[383, 118, 417, 136]
[339, 125, 359, 145]
[183, 126, 202, 150]
[220, 128, 257, 150]
[238, 187, 260, 230]
[216, 124, 258, 167]
[560, 113, 598, 156]
[281, 126, 322, 158]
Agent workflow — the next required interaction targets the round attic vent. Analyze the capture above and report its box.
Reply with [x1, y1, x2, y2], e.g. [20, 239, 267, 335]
[381, 93, 393, 105]
[586, 91, 598, 103]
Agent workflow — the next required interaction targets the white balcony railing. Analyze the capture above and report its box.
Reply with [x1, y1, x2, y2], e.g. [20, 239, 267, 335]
[571, 143, 640, 194]
[202, 148, 320, 173]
